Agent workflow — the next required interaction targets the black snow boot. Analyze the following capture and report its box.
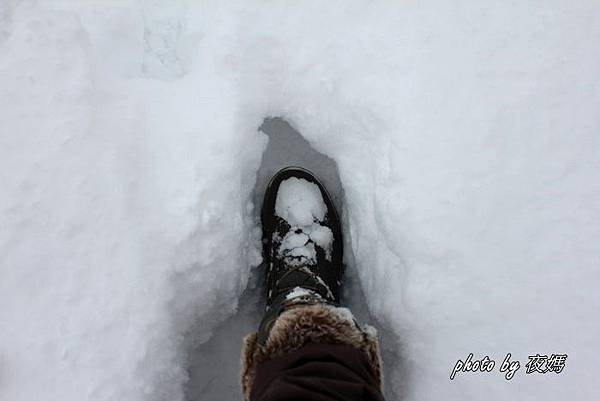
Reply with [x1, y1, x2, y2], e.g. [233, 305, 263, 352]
[257, 167, 344, 344]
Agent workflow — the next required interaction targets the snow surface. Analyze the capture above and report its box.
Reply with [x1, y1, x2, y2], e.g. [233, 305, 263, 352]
[275, 177, 333, 264]
[1, 1, 600, 401]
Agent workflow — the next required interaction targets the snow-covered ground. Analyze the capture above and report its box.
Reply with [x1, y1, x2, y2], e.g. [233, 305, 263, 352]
[1, 1, 599, 400]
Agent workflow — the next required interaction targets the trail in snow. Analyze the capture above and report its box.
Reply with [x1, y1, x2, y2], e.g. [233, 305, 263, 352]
[185, 118, 401, 400]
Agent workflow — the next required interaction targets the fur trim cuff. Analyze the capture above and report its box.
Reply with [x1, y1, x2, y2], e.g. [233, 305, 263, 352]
[241, 304, 382, 400]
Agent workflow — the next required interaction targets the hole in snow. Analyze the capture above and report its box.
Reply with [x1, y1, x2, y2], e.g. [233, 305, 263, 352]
[184, 117, 401, 400]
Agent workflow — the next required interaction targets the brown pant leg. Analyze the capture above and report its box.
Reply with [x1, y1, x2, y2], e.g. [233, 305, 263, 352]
[251, 342, 385, 401]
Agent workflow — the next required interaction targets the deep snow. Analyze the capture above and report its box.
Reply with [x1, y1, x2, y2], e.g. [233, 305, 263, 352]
[1, 1, 599, 401]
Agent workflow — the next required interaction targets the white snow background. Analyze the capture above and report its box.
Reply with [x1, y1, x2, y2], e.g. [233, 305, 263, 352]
[1, 1, 599, 400]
